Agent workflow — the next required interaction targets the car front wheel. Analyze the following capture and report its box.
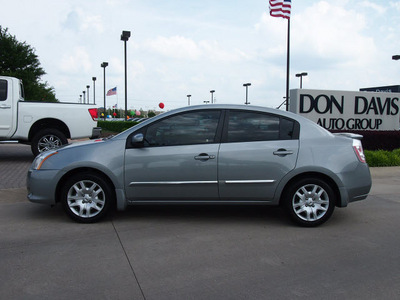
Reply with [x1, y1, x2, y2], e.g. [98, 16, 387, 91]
[283, 178, 335, 227]
[61, 173, 114, 223]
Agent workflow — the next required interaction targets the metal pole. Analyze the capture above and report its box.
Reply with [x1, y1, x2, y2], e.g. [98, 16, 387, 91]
[92, 77, 96, 104]
[285, 19, 290, 111]
[103, 67, 106, 120]
[124, 40, 128, 120]
[101, 62, 108, 121]
[243, 83, 251, 105]
[121, 31, 131, 121]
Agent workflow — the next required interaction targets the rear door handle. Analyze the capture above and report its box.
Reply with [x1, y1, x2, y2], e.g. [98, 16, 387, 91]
[273, 149, 293, 157]
[194, 153, 216, 161]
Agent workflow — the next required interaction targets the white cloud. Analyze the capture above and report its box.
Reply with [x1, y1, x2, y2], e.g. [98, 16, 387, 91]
[292, 1, 376, 65]
[60, 47, 92, 73]
[145, 36, 202, 60]
[359, 1, 386, 14]
[143, 35, 249, 63]
[62, 8, 104, 33]
[390, 1, 400, 11]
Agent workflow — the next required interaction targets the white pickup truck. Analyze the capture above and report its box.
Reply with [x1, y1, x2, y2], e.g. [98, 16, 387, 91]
[0, 76, 101, 155]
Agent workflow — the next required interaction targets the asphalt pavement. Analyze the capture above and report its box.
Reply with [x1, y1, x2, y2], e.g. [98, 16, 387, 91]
[1, 143, 400, 299]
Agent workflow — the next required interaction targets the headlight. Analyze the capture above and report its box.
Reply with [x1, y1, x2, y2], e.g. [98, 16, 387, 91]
[32, 150, 58, 170]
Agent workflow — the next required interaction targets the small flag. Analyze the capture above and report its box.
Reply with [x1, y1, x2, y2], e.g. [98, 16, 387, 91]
[106, 87, 117, 96]
[269, 0, 291, 19]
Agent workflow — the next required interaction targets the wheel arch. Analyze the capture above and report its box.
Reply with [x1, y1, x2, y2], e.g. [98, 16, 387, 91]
[28, 118, 71, 142]
[278, 171, 341, 207]
[55, 167, 117, 205]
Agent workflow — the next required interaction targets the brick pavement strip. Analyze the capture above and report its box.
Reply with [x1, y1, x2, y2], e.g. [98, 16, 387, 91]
[0, 144, 34, 190]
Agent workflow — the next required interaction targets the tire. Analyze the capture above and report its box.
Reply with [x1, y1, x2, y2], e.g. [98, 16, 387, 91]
[61, 172, 114, 223]
[283, 177, 336, 227]
[31, 128, 68, 156]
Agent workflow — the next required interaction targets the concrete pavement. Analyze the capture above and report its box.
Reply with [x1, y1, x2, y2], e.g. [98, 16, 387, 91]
[1, 143, 400, 299]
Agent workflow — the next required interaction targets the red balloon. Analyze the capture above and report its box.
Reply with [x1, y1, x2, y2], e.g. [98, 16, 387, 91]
[113, 112, 117, 116]
[159, 102, 165, 109]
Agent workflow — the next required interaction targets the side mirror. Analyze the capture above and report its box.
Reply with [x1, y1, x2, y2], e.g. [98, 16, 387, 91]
[131, 133, 144, 147]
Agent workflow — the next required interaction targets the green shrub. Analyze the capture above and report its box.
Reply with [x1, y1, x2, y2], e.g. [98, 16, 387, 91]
[365, 149, 400, 167]
[98, 120, 139, 133]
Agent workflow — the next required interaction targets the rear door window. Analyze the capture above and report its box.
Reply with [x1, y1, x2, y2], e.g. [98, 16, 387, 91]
[225, 110, 298, 143]
[0, 80, 8, 101]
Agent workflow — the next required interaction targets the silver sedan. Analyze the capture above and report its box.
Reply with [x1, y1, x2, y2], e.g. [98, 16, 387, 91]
[27, 104, 371, 226]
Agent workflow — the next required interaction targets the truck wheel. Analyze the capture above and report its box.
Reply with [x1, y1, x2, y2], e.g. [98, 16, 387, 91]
[61, 172, 114, 223]
[31, 129, 68, 156]
[283, 177, 336, 227]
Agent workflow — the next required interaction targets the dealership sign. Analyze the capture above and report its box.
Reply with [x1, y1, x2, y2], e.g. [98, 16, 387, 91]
[289, 89, 400, 131]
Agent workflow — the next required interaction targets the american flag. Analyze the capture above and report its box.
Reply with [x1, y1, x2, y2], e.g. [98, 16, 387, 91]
[106, 87, 117, 96]
[269, 0, 291, 19]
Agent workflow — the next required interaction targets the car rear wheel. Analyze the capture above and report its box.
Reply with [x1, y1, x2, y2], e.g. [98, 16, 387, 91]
[283, 178, 335, 227]
[61, 173, 114, 223]
[31, 128, 68, 156]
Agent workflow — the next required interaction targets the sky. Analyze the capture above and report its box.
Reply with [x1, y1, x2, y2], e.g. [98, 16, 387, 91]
[1, 0, 400, 111]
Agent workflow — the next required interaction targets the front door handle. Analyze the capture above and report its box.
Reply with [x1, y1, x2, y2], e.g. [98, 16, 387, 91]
[194, 153, 216, 161]
[0, 104, 11, 109]
[273, 149, 293, 157]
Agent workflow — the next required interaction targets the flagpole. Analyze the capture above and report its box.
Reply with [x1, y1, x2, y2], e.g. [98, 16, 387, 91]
[285, 18, 290, 111]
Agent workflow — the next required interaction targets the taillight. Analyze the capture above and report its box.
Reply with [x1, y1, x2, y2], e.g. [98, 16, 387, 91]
[88, 108, 98, 120]
[353, 139, 366, 163]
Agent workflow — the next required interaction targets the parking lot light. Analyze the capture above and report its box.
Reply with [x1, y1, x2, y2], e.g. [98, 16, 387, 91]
[243, 83, 251, 105]
[295, 72, 308, 89]
[210, 90, 215, 104]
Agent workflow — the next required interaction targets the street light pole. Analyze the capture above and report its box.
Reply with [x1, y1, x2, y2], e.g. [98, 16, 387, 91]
[86, 85, 90, 104]
[121, 30, 131, 121]
[243, 83, 251, 105]
[210, 90, 215, 104]
[187, 94, 191, 106]
[82, 91, 86, 103]
[101, 62, 108, 121]
[92, 77, 96, 104]
[295, 72, 308, 89]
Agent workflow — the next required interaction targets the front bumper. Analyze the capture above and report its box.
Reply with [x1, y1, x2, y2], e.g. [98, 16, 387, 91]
[27, 169, 60, 205]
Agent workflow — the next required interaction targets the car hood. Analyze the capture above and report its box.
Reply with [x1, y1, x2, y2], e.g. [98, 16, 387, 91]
[56, 138, 106, 152]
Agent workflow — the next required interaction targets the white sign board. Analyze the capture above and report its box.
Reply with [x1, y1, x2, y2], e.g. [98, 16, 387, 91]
[289, 89, 400, 131]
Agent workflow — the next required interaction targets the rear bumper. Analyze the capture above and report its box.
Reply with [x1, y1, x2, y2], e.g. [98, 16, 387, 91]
[90, 127, 102, 139]
[337, 163, 372, 207]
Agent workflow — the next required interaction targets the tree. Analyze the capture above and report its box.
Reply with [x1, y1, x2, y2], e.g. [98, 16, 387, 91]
[0, 26, 58, 102]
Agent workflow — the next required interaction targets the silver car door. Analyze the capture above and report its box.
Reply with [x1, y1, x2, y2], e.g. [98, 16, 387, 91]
[218, 110, 299, 201]
[124, 110, 222, 201]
